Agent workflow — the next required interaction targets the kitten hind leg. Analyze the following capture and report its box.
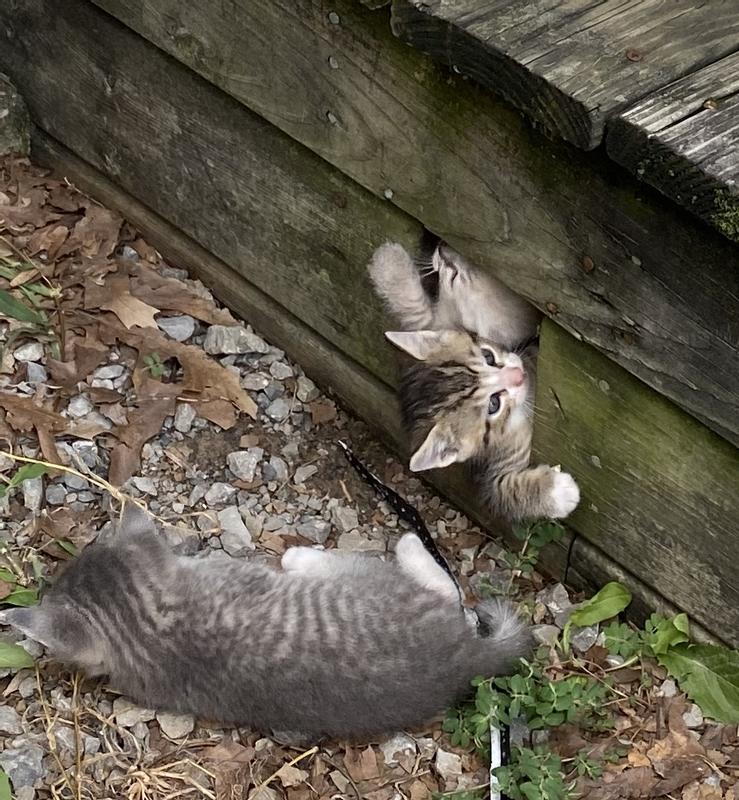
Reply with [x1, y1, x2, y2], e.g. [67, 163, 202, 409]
[395, 533, 460, 602]
[368, 242, 434, 329]
[487, 465, 580, 520]
[281, 547, 378, 577]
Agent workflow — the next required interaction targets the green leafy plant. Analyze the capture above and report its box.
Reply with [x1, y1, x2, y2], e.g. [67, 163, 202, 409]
[562, 582, 632, 651]
[0, 642, 34, 669]
[494, 747, 572, 800]
[143, 351, 166, 378]
[504, 521, 565, 584]
[0, 462, 49, 501]
[0, 767, 11, 800]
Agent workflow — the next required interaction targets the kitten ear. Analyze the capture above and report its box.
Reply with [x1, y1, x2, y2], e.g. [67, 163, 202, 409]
[409, 423, 461, 472]
[1, 606, 57, 649]
[385, 330, 449, 361]
[117, 502, 157, 538]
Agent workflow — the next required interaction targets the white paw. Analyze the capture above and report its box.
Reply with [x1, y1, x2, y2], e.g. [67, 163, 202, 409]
[368, 242, 412, 281]
[548, 471, 580, 518]
[281, 547, 326, 573]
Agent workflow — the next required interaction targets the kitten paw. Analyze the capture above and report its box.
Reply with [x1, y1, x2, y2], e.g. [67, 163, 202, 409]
[547, 471, 580, 518]
[368, 242, 414, 282]
[281, 547, 327, 573]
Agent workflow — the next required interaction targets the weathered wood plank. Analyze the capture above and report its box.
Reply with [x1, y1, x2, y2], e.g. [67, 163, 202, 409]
[79, 0, 739, 447]
[0, 0, 424, 389]
[34, 130, 575, 578]
[391, 0, 739, 152]
[607, 53, 739, 244]
[533, 319, 739, 648]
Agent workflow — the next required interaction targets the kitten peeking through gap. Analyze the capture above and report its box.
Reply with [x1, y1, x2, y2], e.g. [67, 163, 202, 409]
[2, 504, 531, 740]
[368, 240, 580, 521]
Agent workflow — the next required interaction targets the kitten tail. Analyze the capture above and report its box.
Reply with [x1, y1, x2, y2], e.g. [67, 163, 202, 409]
[472, 599, 533, 673]
[368, 242, 434, 329]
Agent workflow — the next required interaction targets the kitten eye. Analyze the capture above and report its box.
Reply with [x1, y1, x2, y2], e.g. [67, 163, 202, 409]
[488, 392, 503, 415]
[482, 348, 498, 367]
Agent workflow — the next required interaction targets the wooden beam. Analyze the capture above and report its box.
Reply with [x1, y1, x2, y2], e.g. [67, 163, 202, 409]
[607, 52, 739, 244]
[391, 0, 739, 152]
[34, 129, 573, 578]
[63, 0, 739, 447]
[533, 319, 739, 648]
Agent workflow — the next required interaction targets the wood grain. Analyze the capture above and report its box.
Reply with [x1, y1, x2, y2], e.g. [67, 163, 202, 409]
[391, 0, 739, 151]
[73, 0, 739, 447]
[0, 0, 425, 389]
[608, 52, 739, 244]
[42, 129, 719, 639]
[533, 319, 739, 648]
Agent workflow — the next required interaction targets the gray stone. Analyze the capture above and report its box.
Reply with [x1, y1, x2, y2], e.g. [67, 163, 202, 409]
[67, 395, 94, 418]
[682, 703, 704, 729]
[263, 381, 284, 401]
[570, 625, 599, 654]
[532, 624, 560, 646]
[0, 704, 23, 734]
[297, 519, 331, 545]
[63, 473, 89, 491]
[157, 315, 196, 342]
[227, 448, 263, 482]
[156, 711, 195, 739]
[658, 678, 678, 698]
[204, 482, 237, 506]
[296, 376, 319, 403]
[380, 732, 416, 765]
[131, 476, 157, 495]
[44, 483, 67, 506]
[434, 748, 462, 785]
[13, 342, 44, 361]
[331, 505, 359, 533]
[71, 440, 99, 468]
[174, 402, 197, 434]
[241, 373, 269, 391]
[204, 325, 269, 355]
[268, 456, 289, 483]
[337, 531, 385, 552]
[13, 342, 44, 362]
[0, 741, 43, 790]
[269, 361, 293, 380]
[15, 787, 35, 800]
[25, 362, 47, 385]
[22, 477, 43, 515]
[218, 506, 255, 555]
[265, 398, 290, 421]
[113, 697, 156, 727]
[293, 464, 318, 484]
[536, 583, 574, 627]
[93, 364, 125, 380]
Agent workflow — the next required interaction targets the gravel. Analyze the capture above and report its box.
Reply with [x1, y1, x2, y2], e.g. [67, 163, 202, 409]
[331, 504, 359, 533]
[113, 697, 156, 728]
[293, 464, 318, 484]
[218, 506, 255, 555]
[204, 325, 269, 355]
[265, 397, 290, 421]
[0, 741, 45, 790]
[157, 314, 196, 341]
[174, 402, 197, 433]
[0, 704, 23, 735]
[156, 711, 195, 739]
[227, 448, 263, 482]
[67, 395, 94, 418]
[13, 341, 44, 362]
[205, 482, 238, 506]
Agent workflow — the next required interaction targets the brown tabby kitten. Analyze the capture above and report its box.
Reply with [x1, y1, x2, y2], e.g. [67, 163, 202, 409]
[369, 241, 579, 521]
[2, 505, 531, 740]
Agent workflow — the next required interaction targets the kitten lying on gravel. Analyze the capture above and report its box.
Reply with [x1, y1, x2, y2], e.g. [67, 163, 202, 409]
[3, 504, 531, 739]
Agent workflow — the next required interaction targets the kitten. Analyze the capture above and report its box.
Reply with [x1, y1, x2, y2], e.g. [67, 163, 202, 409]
[2, 505, 531, 740]
[368, 241, 579, 521]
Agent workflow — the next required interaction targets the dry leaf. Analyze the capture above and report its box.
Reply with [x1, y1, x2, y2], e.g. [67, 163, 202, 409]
[98, 274, 159, 329]
[0, 393, 68, 434]
[309, 399, 337, 425]
[343, 746, 379, 782]
[202, 739, 255, 766]
[59, 201, 121, 259]
[35, 423, 61, 467]
[276, 764, 309, 788]
[0, 581, 13, 601]
[195, 398, 236, 429]
[26, 222, 68, 259]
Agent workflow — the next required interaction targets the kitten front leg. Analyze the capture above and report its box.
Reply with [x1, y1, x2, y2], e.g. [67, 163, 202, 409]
[486, 464, 580, 521]
[395, 533, 460, 602]
[281, 547, 378, 577]
[368, 242, 434, 329]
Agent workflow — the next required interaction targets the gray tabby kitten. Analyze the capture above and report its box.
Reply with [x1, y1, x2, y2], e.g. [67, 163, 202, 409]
[2, 505, 531, 739]
[368, 241, 579, 520]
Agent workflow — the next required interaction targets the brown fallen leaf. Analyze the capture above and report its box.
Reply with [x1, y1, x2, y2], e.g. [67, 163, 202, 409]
[202, 739, 255, 766]
[195, 398, 236, 429]
[59, 200, 122, 259]
[130, 263, 235, 325]
[26, 222, 68, 260]
[409, 779, 432, 800]
[310, 399, 337, 425]
[343, 745, 379, 782]
[0, 393, 68, 434]
[47, 332, 108, 389]
[35, 423, 61, 467]
[108, 396, 176, 485]
[0, 581, 13, 601]
[96, 274, 159, 329]
[276, 764, 309, 788]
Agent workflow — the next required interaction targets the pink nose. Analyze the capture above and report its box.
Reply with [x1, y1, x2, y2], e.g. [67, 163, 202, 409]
[502, 366, 524, 388]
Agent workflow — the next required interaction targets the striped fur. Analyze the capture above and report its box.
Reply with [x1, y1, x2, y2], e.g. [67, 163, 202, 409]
[369, 241, 580, 521]
[2, 509, 531, 740]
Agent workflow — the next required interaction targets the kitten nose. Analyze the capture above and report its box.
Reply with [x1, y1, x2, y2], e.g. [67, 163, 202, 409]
[502, 366, 524, 388]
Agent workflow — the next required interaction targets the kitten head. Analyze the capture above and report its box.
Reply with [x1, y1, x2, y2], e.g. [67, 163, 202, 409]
[1, 504, 162, 674]
[386, 329, 530, 471]
[430, 243, 540, 349]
